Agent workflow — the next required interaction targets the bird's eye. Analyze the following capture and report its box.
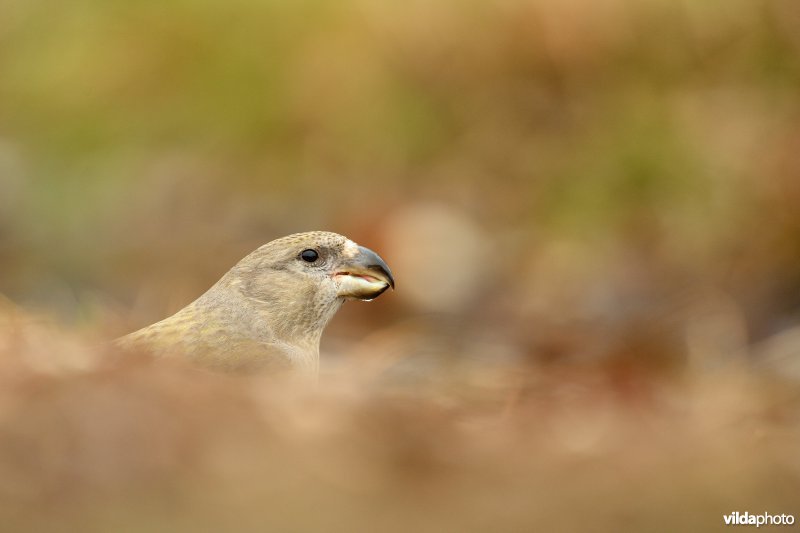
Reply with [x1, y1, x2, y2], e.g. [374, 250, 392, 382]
[300, 249, 319, 263]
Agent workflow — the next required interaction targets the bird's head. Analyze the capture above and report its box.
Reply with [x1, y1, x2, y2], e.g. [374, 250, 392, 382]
[245, 231, 394, 300]
[225, 231, 394, 342]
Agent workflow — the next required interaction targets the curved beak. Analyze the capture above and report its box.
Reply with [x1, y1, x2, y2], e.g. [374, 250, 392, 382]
[335, 245, 395, 300]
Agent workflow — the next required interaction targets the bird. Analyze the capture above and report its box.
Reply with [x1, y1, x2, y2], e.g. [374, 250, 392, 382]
[116, 231, 394, 375]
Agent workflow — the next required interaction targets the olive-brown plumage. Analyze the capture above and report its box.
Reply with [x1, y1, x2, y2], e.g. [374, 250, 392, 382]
[116, 232, 394, 374]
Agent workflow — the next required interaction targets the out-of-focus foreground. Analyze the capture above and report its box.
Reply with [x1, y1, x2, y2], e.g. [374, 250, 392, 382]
[1, 0, 799, 530]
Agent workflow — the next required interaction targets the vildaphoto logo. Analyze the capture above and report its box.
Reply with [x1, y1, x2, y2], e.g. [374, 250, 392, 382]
[723, 512, 795, 527]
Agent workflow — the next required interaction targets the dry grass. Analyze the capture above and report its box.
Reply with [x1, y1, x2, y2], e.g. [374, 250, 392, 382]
[0, 303, 798, 532]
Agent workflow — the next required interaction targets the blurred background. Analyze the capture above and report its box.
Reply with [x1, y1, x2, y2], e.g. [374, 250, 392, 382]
[1, 0, 799, 531]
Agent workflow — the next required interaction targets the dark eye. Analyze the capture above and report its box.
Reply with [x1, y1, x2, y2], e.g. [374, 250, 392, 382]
[300, 249, 319, 263]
